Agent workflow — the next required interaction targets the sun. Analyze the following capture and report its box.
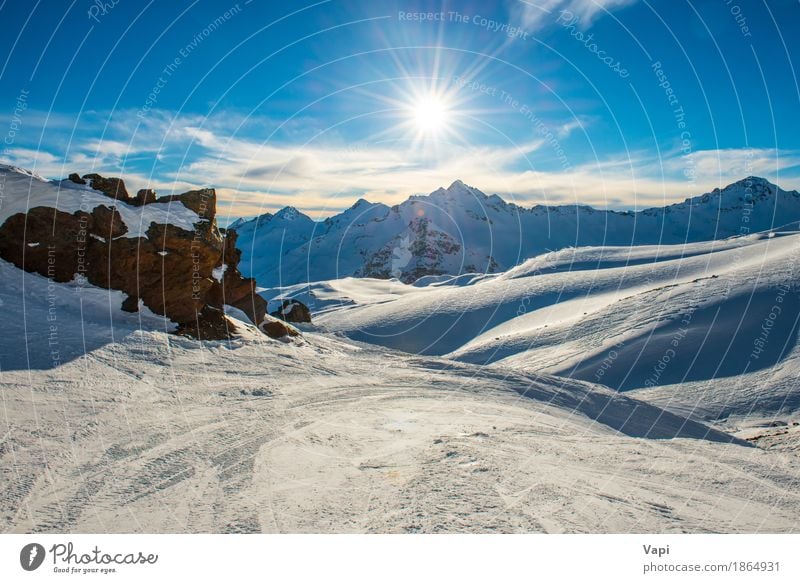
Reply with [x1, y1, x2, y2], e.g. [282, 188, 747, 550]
[376, 83, 464, 148]
[412, 96, 449, 134]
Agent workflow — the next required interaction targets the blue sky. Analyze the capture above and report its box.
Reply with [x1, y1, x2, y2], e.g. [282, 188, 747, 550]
[1, 0, 799, 222]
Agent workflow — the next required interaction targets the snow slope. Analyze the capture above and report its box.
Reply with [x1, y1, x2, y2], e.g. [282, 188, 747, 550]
[3, 258, 800, 533]
[312, 230, 800, 421]
[234, 176, 800, 287]
[0, 259, 176, 371]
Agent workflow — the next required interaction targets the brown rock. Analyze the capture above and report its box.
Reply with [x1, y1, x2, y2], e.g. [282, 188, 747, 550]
[0, 206, 91, 282]
[91, 204, 128, 238]
[220, 230, 268, 325]
[0, 174, 280, 342]
[157, 188, 216, 220]
[175, 306, 237, 340]
[179, 189, 216, 218]
[121, 295, 139, 312]
[82, 173, 130, 202]
[270, 298, 312, 323]
[134, 189, 157, 206]
[259, 316, 300, 339]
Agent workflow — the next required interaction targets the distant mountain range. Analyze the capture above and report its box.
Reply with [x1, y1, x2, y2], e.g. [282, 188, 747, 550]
[229, 176, 800, 287]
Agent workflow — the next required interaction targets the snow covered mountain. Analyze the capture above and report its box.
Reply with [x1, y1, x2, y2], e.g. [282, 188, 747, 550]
[2, 165, 799, 533]
[233, 177, 800, 287]
[233, 206, 318, 286]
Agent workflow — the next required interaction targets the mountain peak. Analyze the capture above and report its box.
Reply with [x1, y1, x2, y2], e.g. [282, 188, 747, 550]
[227, 217, 247, 230]
[350, 198, 371, 210]
[446, 179, 484, 197]
[233, 211, 273, 231]
[728, 176, 773, 188]
[712, 176, 780, 199]
[274, 206, 304, 221]
[432, 179, 484, 198]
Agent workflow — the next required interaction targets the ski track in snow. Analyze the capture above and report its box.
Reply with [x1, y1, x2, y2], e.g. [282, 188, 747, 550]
[3, 211, 800, 534]
[2, 255, 800, 533]
[2, 330, 800, 534]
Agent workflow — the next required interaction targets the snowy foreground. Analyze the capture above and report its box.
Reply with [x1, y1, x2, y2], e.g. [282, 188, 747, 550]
[2, 232, 800, 533]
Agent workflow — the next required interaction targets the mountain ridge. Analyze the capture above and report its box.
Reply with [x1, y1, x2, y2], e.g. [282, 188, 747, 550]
[233, 176, 800, 287]
[235, 175, 797, 225]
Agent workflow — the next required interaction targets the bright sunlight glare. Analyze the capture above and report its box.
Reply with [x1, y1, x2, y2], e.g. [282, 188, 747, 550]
[412, 96, 448, 134]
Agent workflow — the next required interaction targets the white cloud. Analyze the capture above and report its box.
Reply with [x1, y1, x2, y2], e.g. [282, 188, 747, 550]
[167, 117, 800, 215]
[3, 107, 799, 221]
[513, 0, 638, 31]
[678, 148, 800, 180]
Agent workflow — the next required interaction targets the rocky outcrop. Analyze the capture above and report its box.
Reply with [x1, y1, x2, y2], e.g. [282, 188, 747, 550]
[270, 299, 312, 323]
[259, 316, 300, 338]
[134, 189, 157, 206]
[156, 189, 215, 216]
[220, 230, 268, 326]
[0, 171, 285, 340]
[75, 173, 130, 202]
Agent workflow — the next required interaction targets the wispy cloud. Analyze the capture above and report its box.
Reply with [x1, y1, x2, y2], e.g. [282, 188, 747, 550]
[512, 0, 638, 31]
[165, 120, 800, 216]
[2, 107, 799, 222]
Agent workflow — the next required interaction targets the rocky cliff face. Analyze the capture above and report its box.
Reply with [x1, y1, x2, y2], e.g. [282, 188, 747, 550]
[357, 216, 468, 283]
[0, 166, 294, 340]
